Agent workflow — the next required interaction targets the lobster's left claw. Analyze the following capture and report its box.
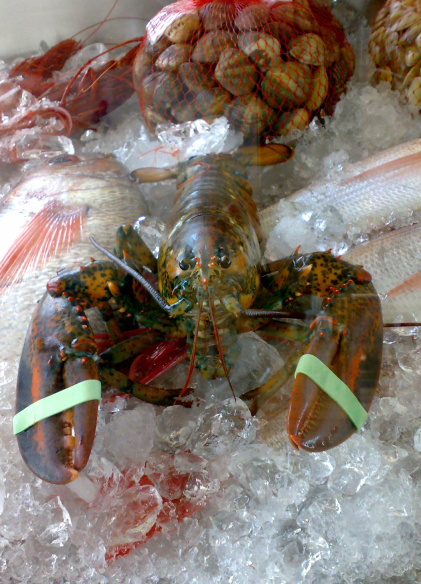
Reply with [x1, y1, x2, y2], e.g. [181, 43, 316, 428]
[287, 284, 383, 451]
[16, 293, 99, 484]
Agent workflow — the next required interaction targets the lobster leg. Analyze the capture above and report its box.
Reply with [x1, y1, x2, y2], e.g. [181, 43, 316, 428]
[99, 369, 190, 407]
[16, 293, 99, 484]
[242, 252, 383, 451]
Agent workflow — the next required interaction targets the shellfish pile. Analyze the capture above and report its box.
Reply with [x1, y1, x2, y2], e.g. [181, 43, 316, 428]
[133, 0, 355, 142]
[369, 0, 421, 106]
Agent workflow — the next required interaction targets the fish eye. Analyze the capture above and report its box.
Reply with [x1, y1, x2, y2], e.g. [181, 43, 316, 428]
[48, 154, 78, 165]
[220, 256, 231, 269]
[179, 259, 190, 271]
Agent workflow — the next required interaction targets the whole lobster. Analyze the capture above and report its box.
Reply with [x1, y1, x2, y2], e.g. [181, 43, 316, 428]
[15, 144, 383, 484]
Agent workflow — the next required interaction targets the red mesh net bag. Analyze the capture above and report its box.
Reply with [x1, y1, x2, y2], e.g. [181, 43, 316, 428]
[133, 0, 355, 143]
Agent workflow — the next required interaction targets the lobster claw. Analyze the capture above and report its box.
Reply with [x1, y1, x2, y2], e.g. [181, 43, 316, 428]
[287, 283, 383, 451]
[16, 294, 99, 484]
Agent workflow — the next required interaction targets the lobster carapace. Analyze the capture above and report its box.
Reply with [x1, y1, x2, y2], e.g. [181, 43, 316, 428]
[15, 144, 383, 484]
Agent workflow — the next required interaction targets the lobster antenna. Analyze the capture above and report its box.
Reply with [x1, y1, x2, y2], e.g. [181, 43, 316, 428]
[383, 322, 421, 327]
[178, 299, 203, 400]
[239, 307, 308, 319]
[90, 237, 172, 312]
[208, 295, 236, 399]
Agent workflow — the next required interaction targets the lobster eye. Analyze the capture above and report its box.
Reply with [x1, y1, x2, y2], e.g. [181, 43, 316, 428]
[179, 259, 190, 271]
[220, 256, 231, 269]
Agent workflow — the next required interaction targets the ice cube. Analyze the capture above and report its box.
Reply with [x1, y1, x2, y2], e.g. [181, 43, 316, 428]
[97, 404, 156, 470]
[190, 398, 256, 459]
[154, 405, 198, 454]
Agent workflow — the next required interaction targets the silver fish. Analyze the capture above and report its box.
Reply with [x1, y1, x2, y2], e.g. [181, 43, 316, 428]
[259, 139, 421, 242]
[344, 223, 421, 323]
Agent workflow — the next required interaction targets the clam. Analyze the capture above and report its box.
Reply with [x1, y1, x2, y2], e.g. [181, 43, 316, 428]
[179, 62, 216, 94]
[133, 50, 155, 83]
[262, 21, 296, 46]
[194, 87, 232, 118]
[238, 32, 282, 70]
[156, 44, 191, 70]
[224, 94, 276, 141]
[199, 1, 237, 30]
[273, 107, 310, 136]
[289, 33, 327, 66]
[271, 2, 316, 33]
[407, 75, 421, 106]
[402, 61, 421, 89]
[235, 4, 271, 31]
[141, 72, 183, 114]
[215, 48, 258, 96]
[143, 35, 172, 56]
[164, 13, 201, 44]
[306, 65, 328, 111]
[405, 44, 421, 67]
[262, 61, 312, 108]
[192, 30, 237, 63]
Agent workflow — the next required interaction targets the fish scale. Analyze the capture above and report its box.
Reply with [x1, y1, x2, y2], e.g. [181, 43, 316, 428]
[259, 139, 421, 240]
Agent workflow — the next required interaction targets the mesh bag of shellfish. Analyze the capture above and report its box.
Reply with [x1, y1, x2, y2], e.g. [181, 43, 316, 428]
[133, 0, 355, 144]
[369, 0, 421, 107]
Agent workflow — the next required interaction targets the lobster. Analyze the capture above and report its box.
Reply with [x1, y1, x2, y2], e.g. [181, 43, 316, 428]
[15, 144, 383, 484]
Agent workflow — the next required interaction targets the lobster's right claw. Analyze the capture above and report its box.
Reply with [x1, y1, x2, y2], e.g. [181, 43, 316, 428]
[287, 283, 383, 452]
[16, 294, 99, 484]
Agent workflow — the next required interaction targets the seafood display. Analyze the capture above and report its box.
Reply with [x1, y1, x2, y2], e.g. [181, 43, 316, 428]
[369, 0, 421, 104]
[0, 154, 149, 291]
[15, 146, 383, 485]
[3, 0, 421, 582]
[134, 0, 355, 141]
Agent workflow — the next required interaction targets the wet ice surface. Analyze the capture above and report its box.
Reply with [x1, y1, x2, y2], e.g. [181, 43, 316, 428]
[3, 2, 421, 583]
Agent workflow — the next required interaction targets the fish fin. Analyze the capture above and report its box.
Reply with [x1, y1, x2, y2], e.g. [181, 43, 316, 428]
[0, 201, 87, 291]
[386, 270, 421, 299]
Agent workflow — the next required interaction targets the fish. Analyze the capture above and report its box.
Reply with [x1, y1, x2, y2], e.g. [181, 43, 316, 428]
[0, 154, 149, 291]
[259, 138, 421, 242]
[343, 223, 421, 323]
[0, 154, 148, 362]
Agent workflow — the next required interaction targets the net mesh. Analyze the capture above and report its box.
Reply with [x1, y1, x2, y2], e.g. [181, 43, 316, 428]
[133, 0, 355, 143]
[369, 0, 421, 107]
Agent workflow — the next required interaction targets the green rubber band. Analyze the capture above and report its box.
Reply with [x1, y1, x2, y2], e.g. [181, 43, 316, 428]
[13, 380, 101, 435]
[294, 354, 368, 431]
